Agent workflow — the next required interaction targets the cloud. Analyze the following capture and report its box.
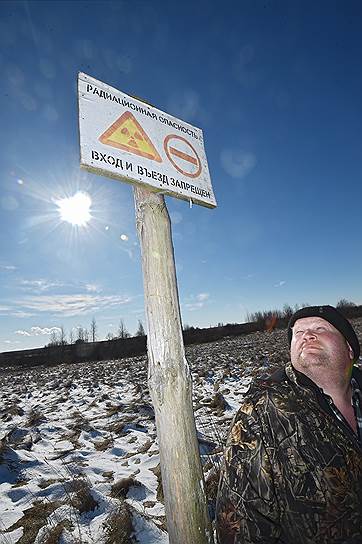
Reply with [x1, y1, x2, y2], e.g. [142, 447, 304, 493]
[19, 278, 104, 294]
[15, 326, 61, 337]
[11, 311, 36, 318]
[14, 330, 30, 337]
[15, 294, 133, 317]
[20, 279, 66, 291]
[274, 280, 286, 288]
[0, 264, 17, 271]
[196, 293, 209, 302]
[220, 149, 256, 179]
[85, 283, 102, 293]
[184, 293, 210, 311]
[185, 302, 203, 311]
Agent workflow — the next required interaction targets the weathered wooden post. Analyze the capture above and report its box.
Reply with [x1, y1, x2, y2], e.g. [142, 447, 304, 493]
[78, 72, 217, 543]
[134, 186, 213, 543]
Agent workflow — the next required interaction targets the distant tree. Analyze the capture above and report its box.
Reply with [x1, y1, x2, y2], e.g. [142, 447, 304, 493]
[118, 319, 130, 339]
[59, 325, 66, 345]
[90, 317, 97, 342]
[282, 304, 293, 320]
[69, 328, 75, 345]
[337, 299, 356, 309]
[76, 326, 86, 343]
[105, 332, 114, 341]
[135, 320, 145, 337]
[245, 311, 253, 323]
[48, 330, 59, 346]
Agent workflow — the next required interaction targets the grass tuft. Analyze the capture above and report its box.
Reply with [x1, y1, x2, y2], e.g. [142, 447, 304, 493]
[111, 476, 140, 499]
[4, 500, 61, 544]
[103, 499, 133, 544]
[41, 520, 72, 544]
[68, 477, 98, 514]
[94, 436, 113, 451]
[149, 464, 163, 502]
[106, 404, 123, 417]
[0, 439, 8, 463]
[26, 408, 45, 427]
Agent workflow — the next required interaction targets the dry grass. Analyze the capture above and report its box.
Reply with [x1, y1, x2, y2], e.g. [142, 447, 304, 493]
[12, 478, 29, 488]
[106, 404, 123, 417]
[0, 439, 8, 463]
[63, 412, 93, 447]
[26, 408, 45, 427]
[108, 421, 126, 435]
[102, 471, 114, 480]
[69, 412, 92, 433]
[38, 478, 63, 489]
[4, 500, 61, 544]
[209, 392, 228, 414]
[110, 476, 140, 499]
[41, 520, 72, 544]
[204, 466, 221, 504]
[135, 439, 152, 455]
[103, 499, 133, 544]
[149, 464, 163, 502]
[7, 403, 25, 417]
[63, 428, 81, 448]
[68, 477, 98, 514]
[152, 515, 167, 532]
[94, 436, 113, 451]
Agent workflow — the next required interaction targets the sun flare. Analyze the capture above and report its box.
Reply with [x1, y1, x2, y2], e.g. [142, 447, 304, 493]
[55, 191, 92, 227]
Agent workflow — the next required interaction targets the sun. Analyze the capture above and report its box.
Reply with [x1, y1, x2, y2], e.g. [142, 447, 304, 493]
[55, 191, 92, 227]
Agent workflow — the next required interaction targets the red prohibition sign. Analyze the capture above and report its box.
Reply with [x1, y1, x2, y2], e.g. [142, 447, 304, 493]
[163, 134, 202, 179]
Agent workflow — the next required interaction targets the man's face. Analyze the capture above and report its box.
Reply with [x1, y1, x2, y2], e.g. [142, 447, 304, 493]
[290, 316, 354, 372]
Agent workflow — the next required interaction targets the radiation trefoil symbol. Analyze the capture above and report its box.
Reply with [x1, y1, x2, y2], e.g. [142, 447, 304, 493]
[98, 111, 162, 163]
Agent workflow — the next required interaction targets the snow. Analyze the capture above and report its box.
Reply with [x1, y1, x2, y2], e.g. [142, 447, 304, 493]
[0, 329, 294, 542]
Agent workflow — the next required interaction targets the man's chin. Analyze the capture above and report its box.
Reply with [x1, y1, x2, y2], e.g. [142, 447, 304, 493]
[298, 351, 328, 367]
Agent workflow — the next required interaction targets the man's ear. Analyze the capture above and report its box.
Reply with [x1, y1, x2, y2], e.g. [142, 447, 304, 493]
[346, 342, 354, 361]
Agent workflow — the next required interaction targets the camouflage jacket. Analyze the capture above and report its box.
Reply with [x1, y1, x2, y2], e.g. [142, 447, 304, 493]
[216, 362, 362, 544]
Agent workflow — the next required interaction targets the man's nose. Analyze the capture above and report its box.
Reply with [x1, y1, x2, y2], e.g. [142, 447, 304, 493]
[303, 329, 317, 339]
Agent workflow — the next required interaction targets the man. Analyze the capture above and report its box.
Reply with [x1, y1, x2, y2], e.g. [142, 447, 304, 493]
[216, 305, 362, 544]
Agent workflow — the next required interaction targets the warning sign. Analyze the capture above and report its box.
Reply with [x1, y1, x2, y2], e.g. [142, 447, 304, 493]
[99, 112, 162, 163]
[164, 135, 202, 179]
[78, 72, 216, 208]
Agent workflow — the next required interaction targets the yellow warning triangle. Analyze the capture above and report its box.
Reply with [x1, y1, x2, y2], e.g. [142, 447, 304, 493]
[99, 111, 162, 163]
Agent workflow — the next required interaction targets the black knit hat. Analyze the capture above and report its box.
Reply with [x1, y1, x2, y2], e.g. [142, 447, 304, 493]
[287, 305, 360, 360]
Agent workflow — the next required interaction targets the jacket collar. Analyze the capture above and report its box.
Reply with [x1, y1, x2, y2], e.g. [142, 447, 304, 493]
[286, 360, 362, 391]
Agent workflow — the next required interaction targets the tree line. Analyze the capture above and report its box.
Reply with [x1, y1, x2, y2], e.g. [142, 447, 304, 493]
[46, 317, 145, 347]
[245, 299, 361, 328]
[46, 298, 361, 348]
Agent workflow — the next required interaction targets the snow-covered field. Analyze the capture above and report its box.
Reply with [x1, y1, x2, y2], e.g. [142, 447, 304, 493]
[1, 323, 360, 544]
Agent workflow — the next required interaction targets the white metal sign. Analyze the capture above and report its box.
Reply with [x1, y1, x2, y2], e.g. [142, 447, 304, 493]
[78, 72, 216, 208]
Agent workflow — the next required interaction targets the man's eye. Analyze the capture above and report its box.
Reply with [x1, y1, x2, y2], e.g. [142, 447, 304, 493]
[316, 327, 326, 332]
[294, 330, 303, 336]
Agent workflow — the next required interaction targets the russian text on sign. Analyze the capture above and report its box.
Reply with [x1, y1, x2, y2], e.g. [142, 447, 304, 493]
[79, 72, 216, 208]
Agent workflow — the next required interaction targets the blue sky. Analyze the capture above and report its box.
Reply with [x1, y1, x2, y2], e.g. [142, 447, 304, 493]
[1, 0, 362, 351]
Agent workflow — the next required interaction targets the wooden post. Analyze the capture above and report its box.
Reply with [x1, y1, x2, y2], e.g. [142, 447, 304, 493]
[134, 185, 214, 544]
